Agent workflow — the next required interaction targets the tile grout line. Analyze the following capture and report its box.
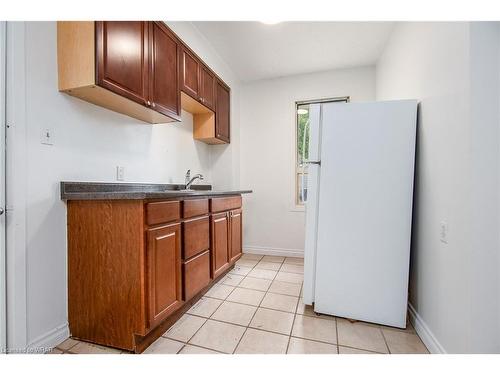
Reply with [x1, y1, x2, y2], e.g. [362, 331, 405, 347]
[285, 282, 303, 354]
[166, 325, 385, 355]
[380, 327, 392, 354]
[337, 343, 387, 355]
[230, 257, 264, 354]
[165, 335, 228, 354]
[188, 307, 339, 346]
[56, 339, 79, 353]
[335, 315, 339, 353]
[182, 266, 245, 353]
[176, 261, 255, 354]
[232, 257, 285, 354]
[184, 254, 264, 354]
[61, 255, 307, 355]
[73, 256, 345, 355]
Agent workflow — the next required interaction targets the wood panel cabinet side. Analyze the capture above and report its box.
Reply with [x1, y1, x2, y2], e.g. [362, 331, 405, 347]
[67, 200, 144, 351]
[57, 21, 95, 91]
[138, 202, 147, 336]
[193, 112, 216, 140]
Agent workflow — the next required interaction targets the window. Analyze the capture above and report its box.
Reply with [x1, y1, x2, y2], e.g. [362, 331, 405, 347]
[295, 97, 349, 206]
[296, 103, 310, 206]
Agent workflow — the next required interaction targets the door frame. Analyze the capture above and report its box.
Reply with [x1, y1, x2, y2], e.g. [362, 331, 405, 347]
[0, 20, 7, 352]
[5, 21, 28, 352]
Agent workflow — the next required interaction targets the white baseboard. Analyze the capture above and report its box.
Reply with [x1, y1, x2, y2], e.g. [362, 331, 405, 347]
[243, 246, 304, 258]
[26, 323, 69, 353]
[408, 303, 446, 354]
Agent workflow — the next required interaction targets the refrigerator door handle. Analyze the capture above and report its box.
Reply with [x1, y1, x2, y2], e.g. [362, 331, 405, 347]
[304, 160, 321, 166]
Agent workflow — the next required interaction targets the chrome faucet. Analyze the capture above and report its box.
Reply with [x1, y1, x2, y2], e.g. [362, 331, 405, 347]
[185, 169, 204, 190]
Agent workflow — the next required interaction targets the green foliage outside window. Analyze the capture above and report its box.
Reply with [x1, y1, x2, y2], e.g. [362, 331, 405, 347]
[297, 105, 310, 166]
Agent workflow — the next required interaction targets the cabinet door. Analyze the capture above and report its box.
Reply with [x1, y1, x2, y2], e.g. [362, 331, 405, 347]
[180, 47, 200, 99]
[146, 223, 182, 328]
[230, 209, 242, 263]
[199, 65, 215, 110]
[211, 212, 230, 279]
[215, 80, 230, 143]
[96, 21, 149, 105]
[149, 22, 180, 119]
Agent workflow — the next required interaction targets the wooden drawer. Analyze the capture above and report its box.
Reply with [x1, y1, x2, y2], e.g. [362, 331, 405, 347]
[182, 216, 209, 260]
[210, 196, 242, 213]
[146, 201, 181, 226]
[183, 198, 209, 218]
[183, 250, 210, 300]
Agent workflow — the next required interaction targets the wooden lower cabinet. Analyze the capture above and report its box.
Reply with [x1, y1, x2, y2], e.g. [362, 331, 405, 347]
[183, 250, 211, 300]
[67, 195, 243, 352]
[182, 215, 209, 259]
[211, 212, 230, 279]
[146, 223, 182, 329]
[230, 209, 242, 262]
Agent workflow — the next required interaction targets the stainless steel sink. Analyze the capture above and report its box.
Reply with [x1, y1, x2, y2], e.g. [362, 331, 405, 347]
[162, 187, 210, 194]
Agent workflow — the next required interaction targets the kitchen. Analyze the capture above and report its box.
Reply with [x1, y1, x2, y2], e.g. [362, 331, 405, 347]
[1, 3, 500, 372]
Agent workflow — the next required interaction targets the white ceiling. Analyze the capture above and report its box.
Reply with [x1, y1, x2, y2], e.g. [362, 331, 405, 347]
[192, 22, 395, 83]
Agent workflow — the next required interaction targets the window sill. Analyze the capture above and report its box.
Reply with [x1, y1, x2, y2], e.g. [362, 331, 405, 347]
[290, 205, 305, 212]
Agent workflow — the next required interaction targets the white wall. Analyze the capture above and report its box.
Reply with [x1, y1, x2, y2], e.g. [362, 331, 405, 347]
[7, 21, 240, 350]
[376, 22, 500, 353]
[468, 22, 500, 353]
[240, 67, 375, 255]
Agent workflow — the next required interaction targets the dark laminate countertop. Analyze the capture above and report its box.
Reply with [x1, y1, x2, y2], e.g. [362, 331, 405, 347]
[60, 181, 252, 201]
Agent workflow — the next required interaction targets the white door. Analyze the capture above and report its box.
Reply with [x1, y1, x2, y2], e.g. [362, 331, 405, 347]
[314, 100, 417, 328]
[0, 21, 6, 351]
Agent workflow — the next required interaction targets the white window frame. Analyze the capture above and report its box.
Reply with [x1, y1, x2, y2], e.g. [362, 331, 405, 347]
[292, 96, 349, 211]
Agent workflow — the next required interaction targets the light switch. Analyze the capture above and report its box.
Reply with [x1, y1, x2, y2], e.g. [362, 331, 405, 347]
[439, 221, 448, 244]
[116, 166, 125, 181]
[41, 128, 54, 145]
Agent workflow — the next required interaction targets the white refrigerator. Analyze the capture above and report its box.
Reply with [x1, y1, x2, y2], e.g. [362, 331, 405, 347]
[303, 100, 417, 328]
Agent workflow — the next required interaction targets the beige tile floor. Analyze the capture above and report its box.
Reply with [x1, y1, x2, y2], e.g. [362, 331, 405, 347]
[51, 254, 429, 355]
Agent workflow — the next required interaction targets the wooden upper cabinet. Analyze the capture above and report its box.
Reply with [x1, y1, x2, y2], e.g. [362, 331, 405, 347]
[58, 21, 231, 134]
[96, 21, 149, 106]
[149, 22, 181, 120]
[180, 47, 200, 99]
[199, 65, 216, 110]
[146, 223, 182, 329]
[215, 80, 230, 143]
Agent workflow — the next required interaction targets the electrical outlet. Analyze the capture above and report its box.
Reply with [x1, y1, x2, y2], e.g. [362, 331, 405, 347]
[116, 166, 125, 181]
[41, 128, 54, 145]
[439, 221, 448, 244]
